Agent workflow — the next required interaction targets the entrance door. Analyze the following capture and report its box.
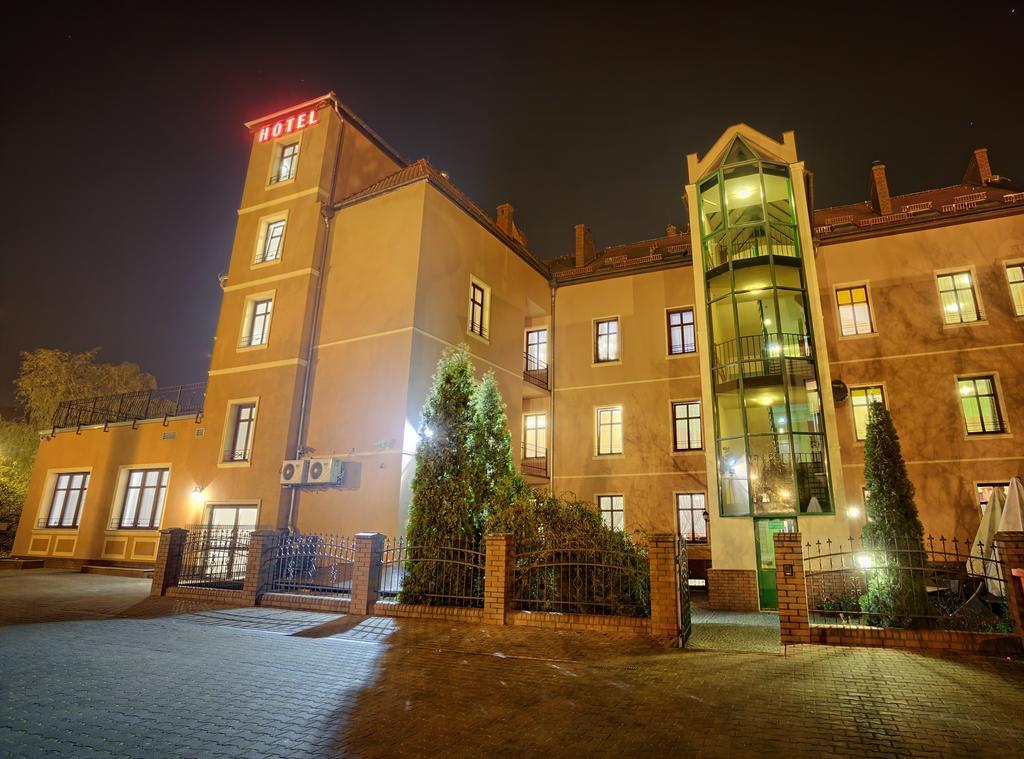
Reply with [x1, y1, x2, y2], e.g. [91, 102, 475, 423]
[206, 505, 258, 581]
[753, 517, 797, 610]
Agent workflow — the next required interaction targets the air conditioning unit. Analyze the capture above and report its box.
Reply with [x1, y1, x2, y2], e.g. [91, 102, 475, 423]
[307, 456, 345, 486]
[280, 459, 309, 486]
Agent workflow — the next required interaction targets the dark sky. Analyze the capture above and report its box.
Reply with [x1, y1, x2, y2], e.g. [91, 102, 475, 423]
[2, 1, 1022, 406]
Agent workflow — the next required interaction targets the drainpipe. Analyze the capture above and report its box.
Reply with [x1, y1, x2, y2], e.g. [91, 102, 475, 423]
[286, 106, 345, 532]
[548, 283, 556, 494]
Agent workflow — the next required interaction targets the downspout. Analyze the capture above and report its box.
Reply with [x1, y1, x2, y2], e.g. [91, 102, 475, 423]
[548, 282, 556, 494]
[286, 106, 345, 532]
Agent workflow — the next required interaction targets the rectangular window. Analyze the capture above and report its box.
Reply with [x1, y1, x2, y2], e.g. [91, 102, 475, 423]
[256, 219, 286, 263]
[523, 413, 547, 459]
[594, 318, 619, 362]
[596, 406, 623, 455]
[246, 299, 273, 346]
[525, 329, 548, 368]
[1007, 264, 1024, 317]
[271, 142, 299, 184]
[597, 495, 624, 531]
[850, 386, 885, 441]
[46, 472, 90, 528]
[937, 271, 981, 324]
[977, 482, 1010, 513]
[836, 285, 874, 336]
[672, 401, 702, 451]
[677, 493, 708, 543]
[667, 309, 696, 354]
[959, 376, 1005, 434]
[225, 403, 257, 462]
[469, 282, 488, 337]
[119, 468, 169, 529]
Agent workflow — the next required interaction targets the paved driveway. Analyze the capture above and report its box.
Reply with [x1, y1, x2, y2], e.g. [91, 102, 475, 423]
[1, 571, 1023, 758]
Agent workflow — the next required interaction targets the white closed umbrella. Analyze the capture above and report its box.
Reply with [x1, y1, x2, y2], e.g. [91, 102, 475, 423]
[997, 476, 1024, 533]
[968, 486, 1005, 596]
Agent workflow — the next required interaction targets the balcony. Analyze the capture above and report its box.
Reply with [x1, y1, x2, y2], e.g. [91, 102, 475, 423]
[711, 333, 811, 387]
[521, 443, 549, 479]
[523, 352, 549, 392]
[51, 382, 206, 432]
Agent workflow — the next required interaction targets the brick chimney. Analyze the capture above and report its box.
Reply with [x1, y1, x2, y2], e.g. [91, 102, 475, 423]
[869, 161, 892, 216]
[496, 203, 527, 246]
[963, 148, 993, 186]
[574, 224, 596, 268]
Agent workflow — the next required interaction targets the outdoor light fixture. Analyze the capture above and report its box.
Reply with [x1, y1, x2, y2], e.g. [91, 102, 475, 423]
[856, 553, 873, 569]
[733, 185, 756, 200]
[191, 486, 204, 504]
[846, 506, 862, 520]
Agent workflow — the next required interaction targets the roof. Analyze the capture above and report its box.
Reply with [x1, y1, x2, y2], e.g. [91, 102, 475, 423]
[548, 230, 692, 283]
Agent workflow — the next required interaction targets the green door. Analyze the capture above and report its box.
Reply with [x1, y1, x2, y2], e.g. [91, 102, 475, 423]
[754, 517, 797, 610]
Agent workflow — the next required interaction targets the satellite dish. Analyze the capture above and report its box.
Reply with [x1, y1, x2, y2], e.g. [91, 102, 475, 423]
[832, 380, 849, 403]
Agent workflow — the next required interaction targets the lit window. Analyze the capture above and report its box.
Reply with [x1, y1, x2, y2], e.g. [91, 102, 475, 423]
[595, 318, 619, 362]
[937, 271, 981, 324]
[523, 414, 547, 460]
[525, 329, 547, 369]
[977, 482, 1009, 513]
[597, 495, 624, 531]
[1007, 264, 1024, 317]
[256, 219, 286, 264]
[119, 468, 169, 529]
[835, 286, 874, 336]
[243, 299, 272, 347]
[225, 403, 257, 462]
[46, 472, 90, 528]
[271, 142, 299, 184]
[677, 493, 708, 543]
[596, 406, 623, 455]
[667, 309, 696, 354]
[672, 401, 702, 451]
[958, 376, 1005, 435]
[469, 281, 488, 338]
[850, 386, 885, 441]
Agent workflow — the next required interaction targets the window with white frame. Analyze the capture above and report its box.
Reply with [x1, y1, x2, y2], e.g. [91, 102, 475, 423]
[270, 142, 299, 184]
[523, 413, 546, 459]
[596, 406, 623, 455]
[667, 309, 696, 355]
[1007, 263, 1024, 317]
[468, 280, 489, 338]
[958, 376, 1005, 435]
[594, 318, 619, 362]
[836, 285, 874, 335]
[677, 493, 708, 543]
[850, 385, 885, 441]
[243, 298, 273, 347]
[937, 271, 981, 324]
[255, 219, 286, 264]
[119, 468, 169, 529]
[224, 402, 257, 462]
[45, 472, 90, 528]
[977, 482, 1010, 513]
[672, 401, 702, 451]
[597, 494, 624, 530]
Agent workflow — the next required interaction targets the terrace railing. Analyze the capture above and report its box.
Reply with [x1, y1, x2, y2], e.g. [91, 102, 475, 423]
[51, 382, 206, 431]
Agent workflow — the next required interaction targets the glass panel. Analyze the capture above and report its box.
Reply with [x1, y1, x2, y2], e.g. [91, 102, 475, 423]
[768, 223, 799, 258]
[724, 165, 764, 226]
[715, 387, 744, 439]
[699, 176, 723, 235]
[718, 438, 750, 516]
[62, 490, 81, 526]
[794, 435, 831, 513]
[707, 271, 732, 301]
[786, 363, 822, 434]
[727, 224, 768, 261]
[122, 489, 140, 527]
[704, 232, 729, 270]
[138, 487, 156, 527]
[49, 489, 67, 525]
[732, 264, 773, 294]
[772, 261, 803, 290]
[748, 434, 796, 515]
[762, 164, 793, 225]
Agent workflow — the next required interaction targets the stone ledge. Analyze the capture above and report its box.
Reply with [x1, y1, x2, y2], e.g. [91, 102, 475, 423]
[261, 592, 351, 613]
[508, 609, 650, 636]
[809, 623, 1023, 656]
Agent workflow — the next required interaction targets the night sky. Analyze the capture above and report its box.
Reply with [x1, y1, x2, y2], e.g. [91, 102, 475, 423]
[2, 2, 1022, 407]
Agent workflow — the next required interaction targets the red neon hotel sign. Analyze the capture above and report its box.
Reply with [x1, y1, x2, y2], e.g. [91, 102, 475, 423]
[256, 109, 320, 143]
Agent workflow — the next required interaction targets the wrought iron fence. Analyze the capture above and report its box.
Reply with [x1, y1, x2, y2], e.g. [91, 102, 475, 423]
[512, 543, 651, 617]
[269, 533, 355, 596]
[51, 382, 206, 431]
[677, 537, 692, 646]
[804, 534, 1015, 633]
[378, 537, 485, 607]
[178, 525, 252, 589]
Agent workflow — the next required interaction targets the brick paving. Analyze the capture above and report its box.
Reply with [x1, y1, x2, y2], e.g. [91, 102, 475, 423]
[2, 571, 1024, 757]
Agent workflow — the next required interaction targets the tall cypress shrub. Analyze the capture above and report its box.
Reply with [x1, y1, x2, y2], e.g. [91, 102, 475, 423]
[472, 371, 528, 517]
[860, 401, 931, 627]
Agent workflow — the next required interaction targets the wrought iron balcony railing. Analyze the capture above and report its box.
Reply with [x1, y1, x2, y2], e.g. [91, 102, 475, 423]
[521, 443, 549, 478]
[51, 382, 206, 432]
[523, 352, 549, 390]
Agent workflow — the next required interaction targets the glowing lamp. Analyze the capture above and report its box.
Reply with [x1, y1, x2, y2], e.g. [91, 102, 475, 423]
[856, 553, 873, 569]
[846, 506, 862, 520]
[191, 486, 204, 504]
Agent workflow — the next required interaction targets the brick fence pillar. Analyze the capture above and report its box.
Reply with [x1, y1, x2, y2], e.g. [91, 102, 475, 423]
[350, 532, 385, 615]
[242, 529, 286, 605]
[648, 533, 680, 643]
[150, 528, 187, 597]
[484, 533, 514, 626]
[994, 531, 1024, 642]
[774, 531, 810, 646]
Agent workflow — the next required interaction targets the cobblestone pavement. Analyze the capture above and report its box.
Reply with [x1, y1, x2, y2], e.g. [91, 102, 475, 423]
[689, 606, 781, 653]
[2, 572, 1024, 757]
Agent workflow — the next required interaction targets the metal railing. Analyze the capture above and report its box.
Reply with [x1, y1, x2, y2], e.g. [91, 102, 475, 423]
[512, 543, 651, 617]
[523, 352, 549, 390]
[51, 382, 206, 431]
[712, 333, 811, 384]
[804, 534, 1015, 633]
[521, 443, 549, 478]
[379, 537, 485, 607]
[269, 533, 355, 596]
[178, 525, 253, 589]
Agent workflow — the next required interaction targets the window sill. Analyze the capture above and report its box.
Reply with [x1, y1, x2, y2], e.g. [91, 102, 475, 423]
[591, 360, 622, 368]
[964, 432, 1013, 441]
[106, 528, 161, 535]
[942, 319, 988, 330]
[236, 343, 269, 354]
[466, 330, 490, 346]
[218, 459, 253, 469]
[266, 178, 297, 191]
[671, 449, 704, 456]
[251, 258, 282, 270]
[592, 453, 624, 460]
[32, 527, 80, 533]
[837, 332, 878, 341]
[667, 352, 698, 360]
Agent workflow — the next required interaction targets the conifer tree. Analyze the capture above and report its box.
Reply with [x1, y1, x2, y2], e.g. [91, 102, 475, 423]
[860, 401, 930, 627]
[472, 371, 528, 518]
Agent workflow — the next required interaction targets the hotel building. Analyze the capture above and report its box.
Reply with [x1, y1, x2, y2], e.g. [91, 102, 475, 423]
[11, 93, 1024, 610]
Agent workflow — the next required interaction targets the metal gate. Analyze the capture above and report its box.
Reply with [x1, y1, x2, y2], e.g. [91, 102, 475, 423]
[676, 536, 692, 647]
